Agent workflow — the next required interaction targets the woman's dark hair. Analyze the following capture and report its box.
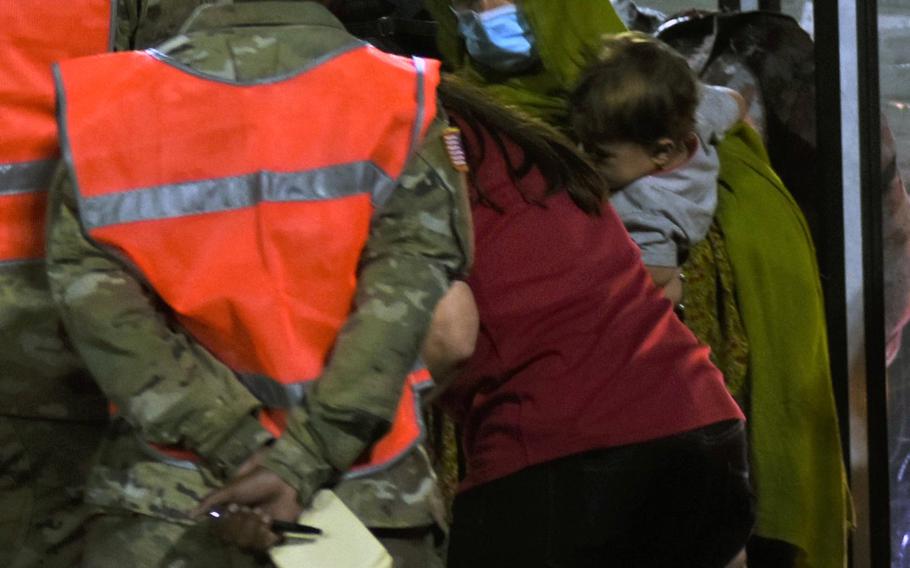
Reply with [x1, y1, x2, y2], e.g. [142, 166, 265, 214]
[438, 74, 605, 216]
[570, 31, 697, 151]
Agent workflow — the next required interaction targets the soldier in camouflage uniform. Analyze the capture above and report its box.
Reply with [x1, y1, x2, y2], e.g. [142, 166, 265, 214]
[0, 2, 220, 567]
[45, 2, 471, 567]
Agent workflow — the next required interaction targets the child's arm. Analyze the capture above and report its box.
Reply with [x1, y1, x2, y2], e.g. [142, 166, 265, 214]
[716, 86, 757, 130]
[646, 265, 683, 305]
[718, 86, 748, 121]
[697, 84, 754, 138]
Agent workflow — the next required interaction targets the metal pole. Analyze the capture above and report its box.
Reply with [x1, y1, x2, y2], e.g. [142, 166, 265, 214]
[856, 0, 889, 562]
[839, 5, 871, 563]
[818, 0, 888, 564]
[814, 0, 850, 485]
[813, 0, 858, 563]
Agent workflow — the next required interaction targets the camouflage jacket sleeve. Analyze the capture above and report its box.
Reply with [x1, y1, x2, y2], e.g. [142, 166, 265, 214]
[261, 115, 472, 505]
[45, 166, 273, 478]
[115, 0, 222, 50]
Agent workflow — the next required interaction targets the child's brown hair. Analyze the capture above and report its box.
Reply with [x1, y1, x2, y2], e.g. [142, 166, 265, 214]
[570, 32, 698, 152]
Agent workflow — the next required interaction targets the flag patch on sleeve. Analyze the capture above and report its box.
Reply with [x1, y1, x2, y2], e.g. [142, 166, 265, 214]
[443, 127, 469, 173]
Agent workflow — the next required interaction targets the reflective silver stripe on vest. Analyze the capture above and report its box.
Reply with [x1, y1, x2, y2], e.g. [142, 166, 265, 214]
[80, 161, 395, 230]
[236, 357, 429, 409]
[0, 160, 54, 266]
[409, 56, 427, 160]
[373, 57, 427, 209]
[0, 159, 57, 194]
[237, 373, 309, 409]
[107, 0, 117, 51]
[0, 258, 43, 267]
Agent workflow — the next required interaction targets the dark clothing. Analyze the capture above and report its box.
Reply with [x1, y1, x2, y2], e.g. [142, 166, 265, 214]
[746, 537, 798, 568]
[0, 417, 106, 568]
[448, 420, 754, 568]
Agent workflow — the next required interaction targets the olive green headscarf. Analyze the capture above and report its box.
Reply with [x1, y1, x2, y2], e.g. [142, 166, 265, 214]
[424, 0, 626, 124]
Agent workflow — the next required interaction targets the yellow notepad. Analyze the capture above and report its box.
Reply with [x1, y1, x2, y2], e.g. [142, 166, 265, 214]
[269, 490, 393, 568]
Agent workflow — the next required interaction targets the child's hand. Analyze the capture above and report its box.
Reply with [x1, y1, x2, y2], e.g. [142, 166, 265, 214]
[717, 86, 758, 131]
[645, 265, 684, 305]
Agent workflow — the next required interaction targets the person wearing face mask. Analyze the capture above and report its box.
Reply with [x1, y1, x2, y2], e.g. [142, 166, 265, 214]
[428, 0, 627, 126]
[451, 0, 539, 74]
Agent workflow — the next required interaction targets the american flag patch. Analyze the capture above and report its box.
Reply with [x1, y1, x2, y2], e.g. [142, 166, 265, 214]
[443, 127, 469, 173]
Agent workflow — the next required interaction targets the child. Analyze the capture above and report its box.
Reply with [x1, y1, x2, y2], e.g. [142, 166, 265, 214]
[570, 31, 746, 305]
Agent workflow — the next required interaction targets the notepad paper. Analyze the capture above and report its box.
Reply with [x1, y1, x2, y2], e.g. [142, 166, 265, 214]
[269, 489, 393, 568]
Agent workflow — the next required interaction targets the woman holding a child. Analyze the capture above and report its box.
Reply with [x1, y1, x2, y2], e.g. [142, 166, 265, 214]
[426, 2, 754, 566]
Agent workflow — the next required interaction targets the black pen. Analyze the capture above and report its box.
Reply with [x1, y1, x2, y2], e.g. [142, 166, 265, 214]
[207, 509, 323, 536]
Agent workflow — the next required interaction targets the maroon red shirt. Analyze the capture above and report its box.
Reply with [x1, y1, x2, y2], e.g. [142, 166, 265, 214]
[442, 121, 745, 491]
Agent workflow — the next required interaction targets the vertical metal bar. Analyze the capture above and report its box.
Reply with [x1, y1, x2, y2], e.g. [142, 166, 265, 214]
[813, 0, 857, 564]
[821, 0, 889, 564]
[814, 0, 851, 487]
[838, 0, 872, 564]
[856, 0, 889, 564]
[759, 0, 782, 11]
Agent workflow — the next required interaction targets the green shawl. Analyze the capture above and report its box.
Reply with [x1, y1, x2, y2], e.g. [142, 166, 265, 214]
[424, 0, 626, 124]
[716, 124, 850, 568]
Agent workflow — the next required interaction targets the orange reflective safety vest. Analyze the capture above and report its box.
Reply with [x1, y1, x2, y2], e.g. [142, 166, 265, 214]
[55, 44, 441, 477]
[0, 1, 113, 265]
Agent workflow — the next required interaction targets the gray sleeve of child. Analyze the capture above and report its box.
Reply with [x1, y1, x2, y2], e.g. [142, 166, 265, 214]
[609, 143, 719, 267]
[610, 84, 732, 266]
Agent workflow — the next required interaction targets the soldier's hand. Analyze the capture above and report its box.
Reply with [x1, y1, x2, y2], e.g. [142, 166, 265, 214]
[232, 446, 268, 478]
[193, 466, 303, 550]
[212, 503, 280, 551]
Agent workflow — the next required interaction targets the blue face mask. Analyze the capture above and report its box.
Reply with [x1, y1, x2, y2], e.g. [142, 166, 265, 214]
[454, 4, 539, 73]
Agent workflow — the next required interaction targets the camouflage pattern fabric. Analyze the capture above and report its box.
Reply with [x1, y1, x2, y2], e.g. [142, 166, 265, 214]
[1, 1, 226, 422]
[83, 423, 446, 567]
[335, 446, 448, 530]
[0, 261, 105, 421]
[81, 512, 441, 568]
[0, 2, 227, 566]
[0, 416, 106, 568]
[115, 0, 225, 50]
[45, 2, 469, 564]
[48, 169, 274, 481]
[82, 419, 447, 530]
[82, 512, 271, 568]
